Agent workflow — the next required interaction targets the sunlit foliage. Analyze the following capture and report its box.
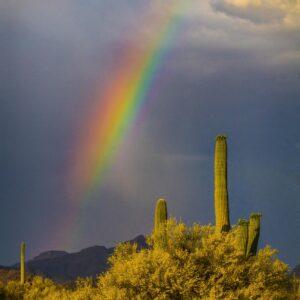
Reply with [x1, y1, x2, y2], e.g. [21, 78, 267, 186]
[0, 219, 298, 299]
[0, 276, 100, 300]
[98, 219, 294, 300]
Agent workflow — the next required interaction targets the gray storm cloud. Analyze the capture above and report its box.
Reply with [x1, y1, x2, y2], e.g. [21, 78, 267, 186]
[0, 0, 299, 267]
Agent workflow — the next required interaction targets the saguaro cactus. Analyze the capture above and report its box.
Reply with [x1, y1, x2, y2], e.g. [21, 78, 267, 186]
[214, 135, 230, 232]
[20, 241, 26, 285]
[154, 198, 168, 232]
[236, 219, 249, 257]
[246, 213, 261, 257]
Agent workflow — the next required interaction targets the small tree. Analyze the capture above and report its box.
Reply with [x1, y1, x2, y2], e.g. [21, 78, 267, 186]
[98, 219, 293, 300]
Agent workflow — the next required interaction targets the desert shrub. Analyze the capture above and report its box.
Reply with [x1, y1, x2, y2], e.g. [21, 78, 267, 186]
[0, 219, 297, 299]
[23, 276, 65, 299]
[0, 276, 100, 300]
[66, 278, 100, 300]
[98, 219, 293, 300]
[0, 280, 24, 300]
[0, 276, 64, 300]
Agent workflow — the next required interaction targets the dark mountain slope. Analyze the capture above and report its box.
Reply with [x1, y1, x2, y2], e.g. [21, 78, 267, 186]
[11, 235, 146, 283]
[293, 264, 300, 277]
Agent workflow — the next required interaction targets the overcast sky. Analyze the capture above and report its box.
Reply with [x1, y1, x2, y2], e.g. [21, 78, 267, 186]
[0, 0, 299, 267]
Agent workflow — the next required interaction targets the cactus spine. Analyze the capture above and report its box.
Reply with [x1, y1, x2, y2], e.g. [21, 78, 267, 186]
[236, 219, 249, 257]
[20, 241, 26, 285]
[214, 135, 230, 232]
[246, 213, 261, 257]
[154, 198, 168, 232]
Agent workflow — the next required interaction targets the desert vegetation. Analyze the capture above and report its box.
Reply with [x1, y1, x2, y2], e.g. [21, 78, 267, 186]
[0, 136, 299, 299]
[0, 221, 298, 299]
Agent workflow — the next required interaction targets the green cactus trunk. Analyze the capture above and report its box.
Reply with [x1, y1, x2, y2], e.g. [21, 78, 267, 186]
[236, 219, 249, 257]
[214, 135, 230, 232]
[20, 242, 26, 285]
[154, 198, 168, 232]
[246, 213, 261, 257]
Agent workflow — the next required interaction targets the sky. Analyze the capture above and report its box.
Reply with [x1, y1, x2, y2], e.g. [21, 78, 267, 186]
[0, 0, 299, 267]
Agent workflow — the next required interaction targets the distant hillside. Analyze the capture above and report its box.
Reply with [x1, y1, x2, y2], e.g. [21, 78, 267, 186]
[10, 235, 146, 283]
[293, 264, 300, 277]
[33, 250, 68, 261]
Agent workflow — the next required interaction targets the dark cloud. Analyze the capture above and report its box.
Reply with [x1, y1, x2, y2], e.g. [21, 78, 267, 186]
[0, 0, 299, 268]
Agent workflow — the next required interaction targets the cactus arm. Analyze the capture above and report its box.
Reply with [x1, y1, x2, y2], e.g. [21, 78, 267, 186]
[246, 213, 261, 257]
[236, 219, 249, 257]
[154, 198, 168, 232]
[214, 135, 230, 232]
[20, 241, 26, 284]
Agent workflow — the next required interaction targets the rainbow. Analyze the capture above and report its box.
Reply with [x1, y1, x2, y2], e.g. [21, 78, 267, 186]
[71, 2, 186, 200]
[62, 1, 187, 248]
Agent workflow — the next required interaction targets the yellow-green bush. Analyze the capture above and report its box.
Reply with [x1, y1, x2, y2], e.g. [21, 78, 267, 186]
[98, 219, 294, 300]
[0, 276, 100, 300]
[0, 220, 298, 299]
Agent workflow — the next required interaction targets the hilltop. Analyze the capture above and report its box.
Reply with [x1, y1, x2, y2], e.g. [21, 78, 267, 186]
[6, 235, 146, 283]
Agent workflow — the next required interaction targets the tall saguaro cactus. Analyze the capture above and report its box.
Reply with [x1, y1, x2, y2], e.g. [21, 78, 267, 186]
[154, 198, 168, 232]
[20, 241, 26, 285]
[236, 219, 249, 257]
[246, 213, 261, 257]
[214, 135, 230, 232]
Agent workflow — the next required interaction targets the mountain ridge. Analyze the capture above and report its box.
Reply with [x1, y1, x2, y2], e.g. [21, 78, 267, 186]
[3, 235, 299, 283]
[9, 235, 146, 283]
